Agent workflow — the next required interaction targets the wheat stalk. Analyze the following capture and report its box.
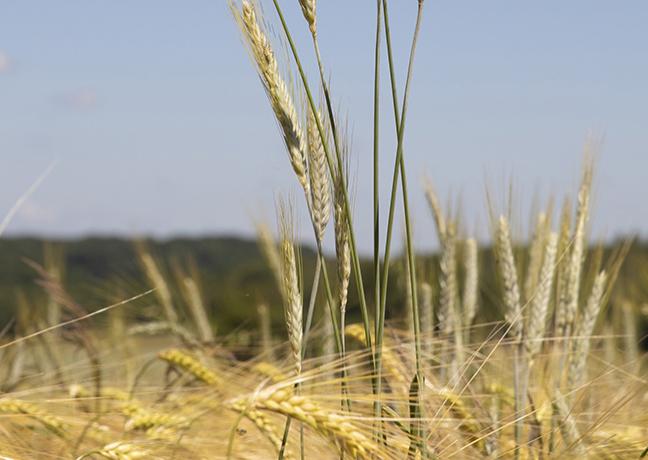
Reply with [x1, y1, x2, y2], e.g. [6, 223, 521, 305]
[524, 212, 548, 303]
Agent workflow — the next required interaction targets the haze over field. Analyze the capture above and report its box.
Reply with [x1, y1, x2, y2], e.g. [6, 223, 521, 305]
[2, 1, 648, 252]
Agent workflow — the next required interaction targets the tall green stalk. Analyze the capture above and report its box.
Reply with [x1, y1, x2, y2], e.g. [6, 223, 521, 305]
[270, 0, 374, 360]
[372, 0, 384, 425]
[377, 0, 427, 454]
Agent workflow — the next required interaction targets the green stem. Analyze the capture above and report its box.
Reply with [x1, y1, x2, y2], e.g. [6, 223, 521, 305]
[378, 0, 427, 454]
[371, 0, 385, 429]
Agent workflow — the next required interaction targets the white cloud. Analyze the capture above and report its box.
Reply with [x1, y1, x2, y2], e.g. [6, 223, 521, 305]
[0, 51, 12, 74]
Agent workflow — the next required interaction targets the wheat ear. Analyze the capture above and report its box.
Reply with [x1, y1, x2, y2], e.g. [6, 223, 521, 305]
[438, 222, 457, 337]
[333, 169, 350, 330]
[234, 388, 376, 458]
[181, 275, 214, 342]
[307, 108, 331, 243]
[228, 400, 294, 459]
[462, 237, 479, 331]
[137, 248, 178, 325]
[495, 216, 523, 342]
[76, 442, 150, 460]
[279, 220, 303, 374]
[419, 281, 434, 353]
[554, 197, 572, 335]
[256, 222, 284, 300]
[0, 398, 67, 437]
[424, 177, 446, 242]
[298, 0, 316, 35]
[526, 232, 558, 357]
[567, 270, 607, 390]
[158, 349, 221, 386]
[552, 390, 586, 456]
[234, 1, 309, 193]
[524, 212, 547, 303]
[564, 162, 593, 335]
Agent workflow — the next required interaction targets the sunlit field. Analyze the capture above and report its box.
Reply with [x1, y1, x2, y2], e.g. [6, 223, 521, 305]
[1, 1, 647, 459]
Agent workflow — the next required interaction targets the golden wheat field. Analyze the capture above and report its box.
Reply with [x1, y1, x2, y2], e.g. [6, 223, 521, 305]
[1, 1, 647, 459]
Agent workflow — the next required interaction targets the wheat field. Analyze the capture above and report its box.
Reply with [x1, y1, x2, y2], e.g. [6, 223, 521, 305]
[1, 1, 647, 459]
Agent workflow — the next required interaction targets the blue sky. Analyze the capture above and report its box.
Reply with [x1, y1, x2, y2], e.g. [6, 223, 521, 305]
[1, 1, 647, 252]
